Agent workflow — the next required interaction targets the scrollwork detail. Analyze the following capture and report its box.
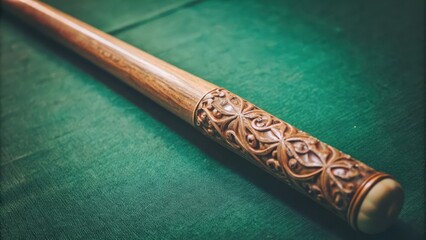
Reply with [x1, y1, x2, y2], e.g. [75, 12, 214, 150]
[194, 89, 376, 218]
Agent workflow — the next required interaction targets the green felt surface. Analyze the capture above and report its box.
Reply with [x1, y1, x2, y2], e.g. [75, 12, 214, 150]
[1, 0, 424, 239]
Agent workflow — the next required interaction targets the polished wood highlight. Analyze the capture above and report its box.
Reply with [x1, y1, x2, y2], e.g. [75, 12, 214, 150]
[3, 0, 217, 124]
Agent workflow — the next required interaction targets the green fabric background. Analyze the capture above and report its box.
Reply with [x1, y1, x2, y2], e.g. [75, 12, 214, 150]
[1, 0, 424, 239]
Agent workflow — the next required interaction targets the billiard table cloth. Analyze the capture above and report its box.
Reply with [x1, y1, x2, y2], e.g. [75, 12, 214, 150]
[1, 0, 424, 239]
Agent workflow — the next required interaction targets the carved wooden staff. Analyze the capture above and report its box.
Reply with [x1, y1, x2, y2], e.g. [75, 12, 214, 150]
[3, 0, 404, 234]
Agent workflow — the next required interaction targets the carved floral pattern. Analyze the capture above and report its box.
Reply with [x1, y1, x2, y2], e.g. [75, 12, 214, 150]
[194, 89, 377, 219]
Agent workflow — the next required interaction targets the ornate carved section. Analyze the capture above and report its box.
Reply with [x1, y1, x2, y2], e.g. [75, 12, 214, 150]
[194, 88, 381, 220]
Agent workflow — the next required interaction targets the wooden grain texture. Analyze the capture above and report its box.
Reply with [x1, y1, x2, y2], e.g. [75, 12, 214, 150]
[3, 0, 217, 124]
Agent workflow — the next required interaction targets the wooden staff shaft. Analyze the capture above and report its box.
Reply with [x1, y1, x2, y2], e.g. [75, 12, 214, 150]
[3, 0, 404, 234]
[4, 0, 217, 123]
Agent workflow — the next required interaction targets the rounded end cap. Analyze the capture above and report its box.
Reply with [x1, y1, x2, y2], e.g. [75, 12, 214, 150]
[356, 178, 404, 234]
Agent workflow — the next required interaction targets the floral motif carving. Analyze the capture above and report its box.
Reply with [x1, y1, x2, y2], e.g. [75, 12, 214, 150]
[194, 89, 378, 219]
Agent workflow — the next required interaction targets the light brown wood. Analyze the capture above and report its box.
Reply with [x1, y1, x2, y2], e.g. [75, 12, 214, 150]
[3, 0, 217, 124]
[3, 0, 404, 233]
